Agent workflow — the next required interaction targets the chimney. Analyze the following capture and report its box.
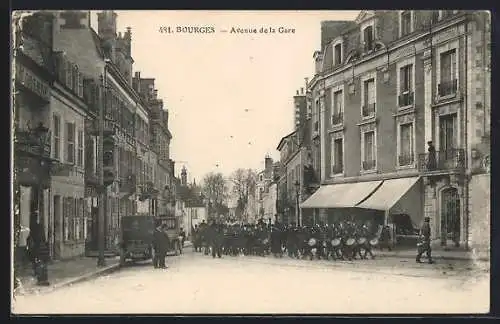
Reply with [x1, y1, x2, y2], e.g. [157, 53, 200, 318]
[296, 90, 299, 96]
[265, 156, 273, 176]
[135, 71, 140, 79]
[125, 27, 132, 40]
[97, 10, 117, 40]
[300, 88, 304, 95]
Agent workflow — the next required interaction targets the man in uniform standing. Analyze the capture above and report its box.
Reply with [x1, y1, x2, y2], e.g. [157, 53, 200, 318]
[416, 217, 434, 264]
[153, 223, 169, 269]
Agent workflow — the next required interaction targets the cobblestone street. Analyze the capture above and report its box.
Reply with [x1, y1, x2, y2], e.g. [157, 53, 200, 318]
[12, 250, 489, 314]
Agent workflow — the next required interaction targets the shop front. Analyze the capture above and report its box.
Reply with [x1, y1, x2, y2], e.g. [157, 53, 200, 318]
[300, 177, 423, 245]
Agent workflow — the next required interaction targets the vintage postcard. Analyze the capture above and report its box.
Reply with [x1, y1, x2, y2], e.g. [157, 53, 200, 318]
[11, 10, 491, 315]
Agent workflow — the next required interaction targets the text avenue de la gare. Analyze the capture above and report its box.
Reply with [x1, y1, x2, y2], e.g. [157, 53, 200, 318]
[159, 26, 296, 34]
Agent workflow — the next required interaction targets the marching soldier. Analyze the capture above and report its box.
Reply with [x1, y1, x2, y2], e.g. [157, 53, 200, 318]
[416, 217, 434, 264]
[210, 221, 223, 258]
[270, 221, 282, 257]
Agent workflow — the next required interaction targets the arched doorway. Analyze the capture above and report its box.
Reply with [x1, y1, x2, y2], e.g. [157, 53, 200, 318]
[440, 187, 461, 247]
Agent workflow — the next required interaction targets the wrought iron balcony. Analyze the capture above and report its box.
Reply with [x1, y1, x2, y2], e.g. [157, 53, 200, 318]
[398, 92, 414, 107]
[418, 148, 465, 173]
[362, 103, 376, 118]
[119, 173, 137, 194]
[331, 112, 343, 125]
[331, 164, 343, 174]
[15, 130, 51, 158]
[362, 159, 376, 171]
[438, 79, 458, 97]
[398, 153, 415, 166]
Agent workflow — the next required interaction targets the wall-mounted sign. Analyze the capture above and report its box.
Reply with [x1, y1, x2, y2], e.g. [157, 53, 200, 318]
[16, 64, 50, 101]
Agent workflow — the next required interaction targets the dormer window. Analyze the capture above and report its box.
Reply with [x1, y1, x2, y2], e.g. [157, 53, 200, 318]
[333, 42, 342, 66]
[363, 26, 374, 52]
[439, 10, 454, 20]
[431, 11, 440, 24]
[399, 11, 414, 37]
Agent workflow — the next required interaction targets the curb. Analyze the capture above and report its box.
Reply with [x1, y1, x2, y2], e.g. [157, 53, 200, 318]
[378, 252, 490, 262]
[52, 262, 122, 290]
[17, 263, 122, 296]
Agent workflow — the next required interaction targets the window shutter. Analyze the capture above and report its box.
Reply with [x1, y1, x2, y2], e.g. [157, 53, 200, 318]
[451, 50, 457, 81]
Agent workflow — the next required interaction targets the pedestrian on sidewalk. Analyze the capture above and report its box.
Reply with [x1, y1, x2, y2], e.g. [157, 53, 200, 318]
[179, 227, 186, 247]
[153, 224, 169, 269]
[416, 217, 434, 264]
[27, 220, 50, 286]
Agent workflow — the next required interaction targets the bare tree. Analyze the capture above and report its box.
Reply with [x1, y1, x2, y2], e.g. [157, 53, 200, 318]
[230, 168, 257, 220]
[201, 172, 228, 218]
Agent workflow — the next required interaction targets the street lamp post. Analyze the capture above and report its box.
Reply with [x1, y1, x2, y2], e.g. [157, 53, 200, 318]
[294, 180, 300, 227]
[97, 59, 111, 267]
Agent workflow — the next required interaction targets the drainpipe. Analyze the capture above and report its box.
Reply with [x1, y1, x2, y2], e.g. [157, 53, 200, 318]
[463, 19, 470, 251]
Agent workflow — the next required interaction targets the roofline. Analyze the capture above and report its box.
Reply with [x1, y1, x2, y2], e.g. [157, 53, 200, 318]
[276, 130, 298, 151]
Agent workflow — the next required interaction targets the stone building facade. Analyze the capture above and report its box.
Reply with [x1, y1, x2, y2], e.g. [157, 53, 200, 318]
[38, 10, 174, 257]
[301, 10, 490, 252]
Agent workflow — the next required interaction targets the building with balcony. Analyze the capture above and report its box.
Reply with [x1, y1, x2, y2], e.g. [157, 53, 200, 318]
[273, 83, 314, 226]
[50, 10, 175, 255]
[133, 73, 174, 216]
[13, 12, 58, 260]
[13, 12, 104, 260]
[300, 10, 490, 253]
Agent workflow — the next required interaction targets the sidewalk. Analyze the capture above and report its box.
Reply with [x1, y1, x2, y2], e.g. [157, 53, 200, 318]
[377, 246, 490, 262]
[14, 256, 121, 296]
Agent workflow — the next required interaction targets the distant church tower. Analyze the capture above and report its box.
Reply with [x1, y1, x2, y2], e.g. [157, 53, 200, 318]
[181, 166, 187, 186]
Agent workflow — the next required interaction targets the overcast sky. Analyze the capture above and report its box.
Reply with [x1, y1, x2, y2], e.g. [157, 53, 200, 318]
[90, 10, 360, 183]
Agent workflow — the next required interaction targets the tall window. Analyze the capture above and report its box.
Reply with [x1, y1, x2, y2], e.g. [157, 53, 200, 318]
[400, 11, 412, 36]
[77, 130, 84, 167]
[63, 197, 76, 241]
[313, 99, 319, 131]
[334, 43, 342, 66]
[332, 90, 343, 125]
[439, 114, 457, 157]
[363, 131, 375, 170]
[331, 137, 343, 174]
[66, 122, 75, 164]
[399, 64, 414, 107]
[53, 114, 61, 160]
[399, 123, 414, 166]
[363, 79, 376, 117]
[363, 26, 374, 51]
[439, 49, 457, 96]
